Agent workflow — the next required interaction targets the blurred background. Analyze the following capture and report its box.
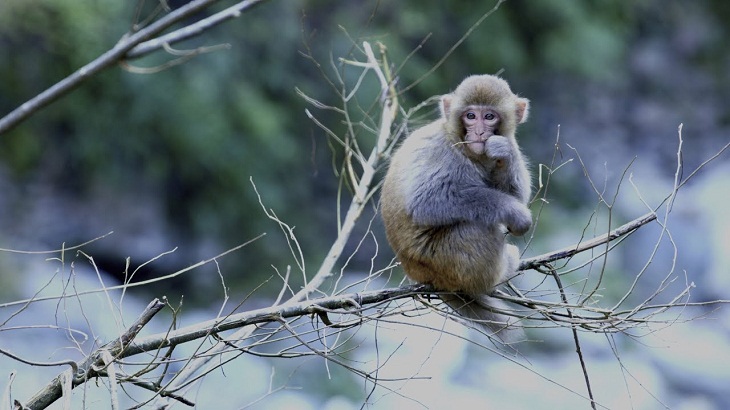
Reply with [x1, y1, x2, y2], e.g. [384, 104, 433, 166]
[0, 0, 728, 409]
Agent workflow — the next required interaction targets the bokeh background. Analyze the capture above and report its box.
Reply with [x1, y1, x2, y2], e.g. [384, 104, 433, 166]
[1, 1, 729, 409]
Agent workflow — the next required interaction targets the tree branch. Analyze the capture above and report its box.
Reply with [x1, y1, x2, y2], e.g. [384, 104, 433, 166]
[18, 199, 724, 409]
[125, 0, 271, 60]
[519, 211, 657, 271]
[0, 0, 269, 135]
[23, 299, 166, 410]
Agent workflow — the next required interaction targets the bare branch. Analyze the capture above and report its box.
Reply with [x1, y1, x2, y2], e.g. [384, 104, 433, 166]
[286, 41, 399, 306]
[23, 298, 165, 409]
[519, 211, 657, 272]
[0, 0, 269, 135]
[125, 0, 271, 60]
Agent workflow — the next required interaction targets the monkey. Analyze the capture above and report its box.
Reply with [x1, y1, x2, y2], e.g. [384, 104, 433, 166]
[381, 74, 531, 342]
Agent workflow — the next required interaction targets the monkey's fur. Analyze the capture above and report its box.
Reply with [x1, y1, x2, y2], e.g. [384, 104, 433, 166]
[381, 75, 531, 342]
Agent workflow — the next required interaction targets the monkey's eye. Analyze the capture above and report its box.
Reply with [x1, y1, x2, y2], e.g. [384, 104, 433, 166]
[465, 112, 476, 120]
[485, 113, 496, 121]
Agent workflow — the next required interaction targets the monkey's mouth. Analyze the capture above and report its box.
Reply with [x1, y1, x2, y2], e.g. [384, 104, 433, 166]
[467, 140, 486, 155]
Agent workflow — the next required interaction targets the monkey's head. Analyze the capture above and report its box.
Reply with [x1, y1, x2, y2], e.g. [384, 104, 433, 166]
[441, 75, 529, 157]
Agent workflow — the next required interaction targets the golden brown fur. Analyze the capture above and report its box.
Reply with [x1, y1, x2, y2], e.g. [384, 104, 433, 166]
[381, 75, 531, 341]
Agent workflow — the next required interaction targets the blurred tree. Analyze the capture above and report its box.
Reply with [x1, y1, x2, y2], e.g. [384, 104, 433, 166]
[0, 0, 728, 305]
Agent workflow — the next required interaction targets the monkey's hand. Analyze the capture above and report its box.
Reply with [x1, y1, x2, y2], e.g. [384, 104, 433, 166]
[486, 135, 513, 162]
[504, 201, 532, 236]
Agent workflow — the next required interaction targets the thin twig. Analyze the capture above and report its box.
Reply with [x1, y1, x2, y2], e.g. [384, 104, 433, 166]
[399, 0, 507, 94]
[519, 211, 657, 271]
[548, 265, 596, 410]
[0, 235, 264, 309]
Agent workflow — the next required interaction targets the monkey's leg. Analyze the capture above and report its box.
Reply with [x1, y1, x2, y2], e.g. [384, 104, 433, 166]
[501, 243, 521, 282]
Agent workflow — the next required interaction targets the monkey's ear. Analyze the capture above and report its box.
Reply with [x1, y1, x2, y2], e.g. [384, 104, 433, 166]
[440, 94, 453, 119]
[516, 98, 530, 124]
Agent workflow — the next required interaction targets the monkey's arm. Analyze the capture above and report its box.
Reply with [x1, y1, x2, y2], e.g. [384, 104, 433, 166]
[486, 136, 531, 204]
[406, 161, 532, 235]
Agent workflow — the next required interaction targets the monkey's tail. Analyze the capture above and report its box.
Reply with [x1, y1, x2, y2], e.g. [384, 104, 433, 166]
[441, 293, 524, 345]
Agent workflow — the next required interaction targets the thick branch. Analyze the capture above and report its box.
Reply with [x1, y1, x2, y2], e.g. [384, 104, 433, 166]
[124, 285, 426, 358]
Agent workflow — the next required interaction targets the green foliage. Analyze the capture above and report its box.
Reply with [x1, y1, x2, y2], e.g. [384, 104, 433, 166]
[1, 0, 728, 301]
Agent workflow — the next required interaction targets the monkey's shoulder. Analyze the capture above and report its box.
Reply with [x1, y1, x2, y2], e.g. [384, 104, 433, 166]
[398, 121, 447, 151]
[398, 124, 462, 164]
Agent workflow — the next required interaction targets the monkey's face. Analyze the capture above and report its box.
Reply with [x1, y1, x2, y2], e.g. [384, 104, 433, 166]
[461, 105, 501, 155]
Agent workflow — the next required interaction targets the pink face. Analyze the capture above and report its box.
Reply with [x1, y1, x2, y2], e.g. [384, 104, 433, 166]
[461, 106, 500, 155]
[461, 106, 501, 155]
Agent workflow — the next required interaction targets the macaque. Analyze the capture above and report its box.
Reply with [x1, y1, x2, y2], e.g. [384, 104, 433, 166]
[381, 74, 531, 342]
